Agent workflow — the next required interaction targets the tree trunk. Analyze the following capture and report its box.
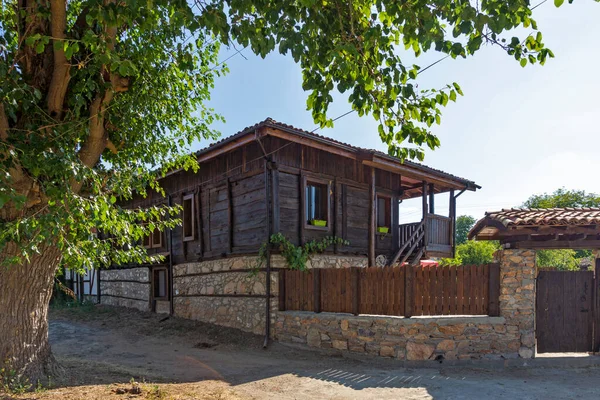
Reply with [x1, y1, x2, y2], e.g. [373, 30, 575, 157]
[0, 242, 63, 386]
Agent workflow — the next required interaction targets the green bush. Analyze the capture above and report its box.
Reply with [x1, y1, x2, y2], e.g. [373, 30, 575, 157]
[441, 240, 500, 266]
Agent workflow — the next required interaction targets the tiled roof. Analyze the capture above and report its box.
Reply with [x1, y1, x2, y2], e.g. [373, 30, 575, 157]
[196, 117, 479, 190]
[480, 208, 600, 227]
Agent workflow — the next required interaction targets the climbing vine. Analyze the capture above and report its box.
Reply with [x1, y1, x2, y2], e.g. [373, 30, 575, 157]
[256, 233, 349, 272]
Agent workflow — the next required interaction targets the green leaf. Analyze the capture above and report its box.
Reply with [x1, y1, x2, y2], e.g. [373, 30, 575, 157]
[554, 0, 564, 7]
[520, 58, 527, 68]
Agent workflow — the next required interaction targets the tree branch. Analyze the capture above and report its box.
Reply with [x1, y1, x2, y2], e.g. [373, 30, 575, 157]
[0, 103, 8, 141]
[47, 0, 71, 119]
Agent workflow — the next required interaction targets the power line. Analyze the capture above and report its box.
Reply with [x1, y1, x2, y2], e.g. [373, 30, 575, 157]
[310, 52, 452, 133]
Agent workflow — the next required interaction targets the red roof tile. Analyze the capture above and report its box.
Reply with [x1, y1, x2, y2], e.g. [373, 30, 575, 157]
[481, 208, 600, 227]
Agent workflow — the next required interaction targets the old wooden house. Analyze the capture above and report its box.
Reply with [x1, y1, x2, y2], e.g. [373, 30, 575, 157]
[100, 118, 479, 332]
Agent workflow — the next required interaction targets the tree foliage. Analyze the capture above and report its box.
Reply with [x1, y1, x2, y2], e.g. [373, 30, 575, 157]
[536, 249, 580, 271]
[0, 0, 574, 272]
[522, 188, 600, 209]
[522, 188, 600, 270]
[441, 240, 500, 266]
[456, 215, 476, 245]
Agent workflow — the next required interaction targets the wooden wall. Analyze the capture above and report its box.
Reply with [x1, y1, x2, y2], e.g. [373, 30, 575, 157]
[125, 134, 410, 264]
[267, 136, 400, 259]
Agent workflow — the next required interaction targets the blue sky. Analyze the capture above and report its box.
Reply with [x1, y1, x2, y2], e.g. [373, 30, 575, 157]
[192, 2, 600, 222]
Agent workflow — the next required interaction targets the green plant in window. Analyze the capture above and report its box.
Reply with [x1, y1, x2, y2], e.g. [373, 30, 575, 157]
[256, 233, 349, 272]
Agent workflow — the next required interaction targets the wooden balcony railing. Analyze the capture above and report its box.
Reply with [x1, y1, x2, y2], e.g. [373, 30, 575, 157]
[425, 214, 452, 255]
[397, 214, 453, 260]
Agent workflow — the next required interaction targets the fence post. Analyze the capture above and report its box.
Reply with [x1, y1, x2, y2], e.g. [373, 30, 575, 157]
[488, 263, 500, 316]
[278, 269, 286, 311]
[351, 267, 360, 316]
[594, 258, 600, 352]
[405, 265, 413, 318]
[314, 268, 321, 313]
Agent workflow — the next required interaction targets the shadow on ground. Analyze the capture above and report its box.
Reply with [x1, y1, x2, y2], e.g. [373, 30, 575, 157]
[42, 305, 600, 400]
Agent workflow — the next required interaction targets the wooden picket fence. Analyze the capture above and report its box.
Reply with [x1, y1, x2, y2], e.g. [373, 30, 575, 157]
[278, 264, 500, 317]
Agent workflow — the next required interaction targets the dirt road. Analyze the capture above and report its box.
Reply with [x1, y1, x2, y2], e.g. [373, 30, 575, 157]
[31, 306, 600, 399]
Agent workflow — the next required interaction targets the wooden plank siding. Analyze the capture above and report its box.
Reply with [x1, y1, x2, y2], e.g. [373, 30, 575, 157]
[125, 133, 454, 265]
[281, 264, 500, 317]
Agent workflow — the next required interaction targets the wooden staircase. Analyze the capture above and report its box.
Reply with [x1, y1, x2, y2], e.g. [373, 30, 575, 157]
[389, 220, 425, 266]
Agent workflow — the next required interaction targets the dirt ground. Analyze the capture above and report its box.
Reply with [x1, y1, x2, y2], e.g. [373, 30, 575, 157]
[5, 305, 600, 399]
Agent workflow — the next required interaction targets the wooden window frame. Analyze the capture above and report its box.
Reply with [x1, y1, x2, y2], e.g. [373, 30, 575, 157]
[302, 175, 331, 232]
[151, 227, 163, 248]
[182, 193, 195, 242]
[152, 267, 169, 300]
[376, 194, 392, 229]
[142, 225, 151, 249]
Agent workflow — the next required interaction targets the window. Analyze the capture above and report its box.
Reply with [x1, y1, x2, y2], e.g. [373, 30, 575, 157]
[182, 194, 195, 241]
[377, 195, 391, 228]
[151, 227, 163, 248]
[142, 229, 151, 248]
[305, 181, 329, 226]
[152, 268, 168, 299]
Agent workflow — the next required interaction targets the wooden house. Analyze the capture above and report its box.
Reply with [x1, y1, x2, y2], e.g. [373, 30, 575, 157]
[123, 118, 479, 299]
[134, 118, 479, 262]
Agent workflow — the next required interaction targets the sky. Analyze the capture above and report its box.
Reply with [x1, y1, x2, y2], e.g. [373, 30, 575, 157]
[190, 1, 600, 223]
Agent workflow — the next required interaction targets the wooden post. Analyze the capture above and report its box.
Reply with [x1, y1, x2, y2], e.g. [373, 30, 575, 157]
[369, 167, 376, 267]
[428, 183, 434, 214]
[195, 187, 203, 258]
[300, 172, 306, 246]
[392, 197, 400, 256]
[449, 189, 456, 257]
[405, 264, 413, 317]
[351, 267, 360, 316]
[594, 258, 600, 352]
[271, 166, 280, 235]
[488, 263, 501, 316]
[278, 269, 286, 311]
[334, 179, 340, 253]
[227, 178, 233, 254]
[314, 268, 322, 313]
[422, 181, 428, 249]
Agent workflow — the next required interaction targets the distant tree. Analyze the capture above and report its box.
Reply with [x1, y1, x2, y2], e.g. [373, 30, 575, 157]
[456, 215, 476, 245]
[441, 240, 500, 266]
[537, 249, 579, 271]
[521, 188, 600, 269]
[522, 188, 600, 209]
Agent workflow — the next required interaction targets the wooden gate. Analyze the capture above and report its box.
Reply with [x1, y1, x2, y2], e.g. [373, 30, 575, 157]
[536, 269, 595, 353]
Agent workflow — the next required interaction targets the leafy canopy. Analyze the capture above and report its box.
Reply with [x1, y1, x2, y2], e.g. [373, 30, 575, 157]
[522, 188, 600, 209]
[441, 240, 500, 266]
[456, 215, 476, 245]
[521, 188, 600, 270]
[0, 0, 578, 269]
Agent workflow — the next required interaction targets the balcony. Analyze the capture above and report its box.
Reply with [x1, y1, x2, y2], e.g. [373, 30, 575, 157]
[394, 214, 453, 265]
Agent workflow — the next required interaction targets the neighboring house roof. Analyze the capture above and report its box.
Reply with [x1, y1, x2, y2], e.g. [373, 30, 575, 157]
[475, 208, 600, 229]
[469, 208, 600, 246]
[193, 117, 480, 192]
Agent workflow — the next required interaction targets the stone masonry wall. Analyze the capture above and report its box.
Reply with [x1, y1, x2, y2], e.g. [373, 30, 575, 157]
[275, 312, 515, 361]
[498, 248, 536, 358]
[273, 248, 537, 361]
[100, 267, 150, 311]
[172, 254, 368, 335]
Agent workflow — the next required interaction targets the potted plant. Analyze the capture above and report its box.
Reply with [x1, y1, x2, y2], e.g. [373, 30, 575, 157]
[311, 219, 327, 227]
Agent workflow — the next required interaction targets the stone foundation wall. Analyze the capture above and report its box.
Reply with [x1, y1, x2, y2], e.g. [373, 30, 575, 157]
[172, 254, 368, 335]
[100, 267, 150, 311]
[274, 312, 516, 361]
[273, 248, 537, 361]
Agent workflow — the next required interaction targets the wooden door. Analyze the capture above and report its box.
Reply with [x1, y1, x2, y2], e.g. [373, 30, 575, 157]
[536, 270, 594, 353]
